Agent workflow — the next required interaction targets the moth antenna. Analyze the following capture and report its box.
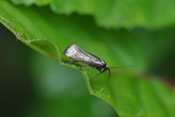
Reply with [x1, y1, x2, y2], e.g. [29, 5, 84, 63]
[109, 65, 134, 69]
[96, 68, 111, 94]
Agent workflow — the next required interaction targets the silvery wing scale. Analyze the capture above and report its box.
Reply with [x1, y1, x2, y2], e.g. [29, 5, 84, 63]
[64, 44, 108, 69]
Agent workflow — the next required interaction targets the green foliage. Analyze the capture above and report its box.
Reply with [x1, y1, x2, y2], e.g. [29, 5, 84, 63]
[11, 0, 175, 29]
[11, 0, 51, 6]
[0, 0, 175, 116]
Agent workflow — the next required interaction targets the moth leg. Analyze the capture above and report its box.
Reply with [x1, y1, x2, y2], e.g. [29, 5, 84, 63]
[82, 66, 103, 71]
[96, 67, 103, 73]
[63, 60, 90, 71]
[89, 71, 101, 82]
[63, 60, 78, 64]
[83, 66, 96, 71]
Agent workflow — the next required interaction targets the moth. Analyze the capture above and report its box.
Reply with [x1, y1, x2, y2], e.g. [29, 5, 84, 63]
[64, 44, 129, 93]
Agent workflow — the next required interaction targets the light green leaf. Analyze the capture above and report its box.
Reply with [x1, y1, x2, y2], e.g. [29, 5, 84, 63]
[11, 0, 51, 6]
[11, 0, 175, 29]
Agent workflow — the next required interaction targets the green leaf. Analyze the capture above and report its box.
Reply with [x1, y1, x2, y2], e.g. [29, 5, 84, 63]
[11, 0, 175, 29]
[51, 0, 175, 29]
[0, 1, 175, 116]
[11, 0, 51, 6]
[27, 51, 118, 117]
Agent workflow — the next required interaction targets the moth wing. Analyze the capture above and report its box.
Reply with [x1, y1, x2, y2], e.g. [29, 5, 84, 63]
[64, 44, 105, 67]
